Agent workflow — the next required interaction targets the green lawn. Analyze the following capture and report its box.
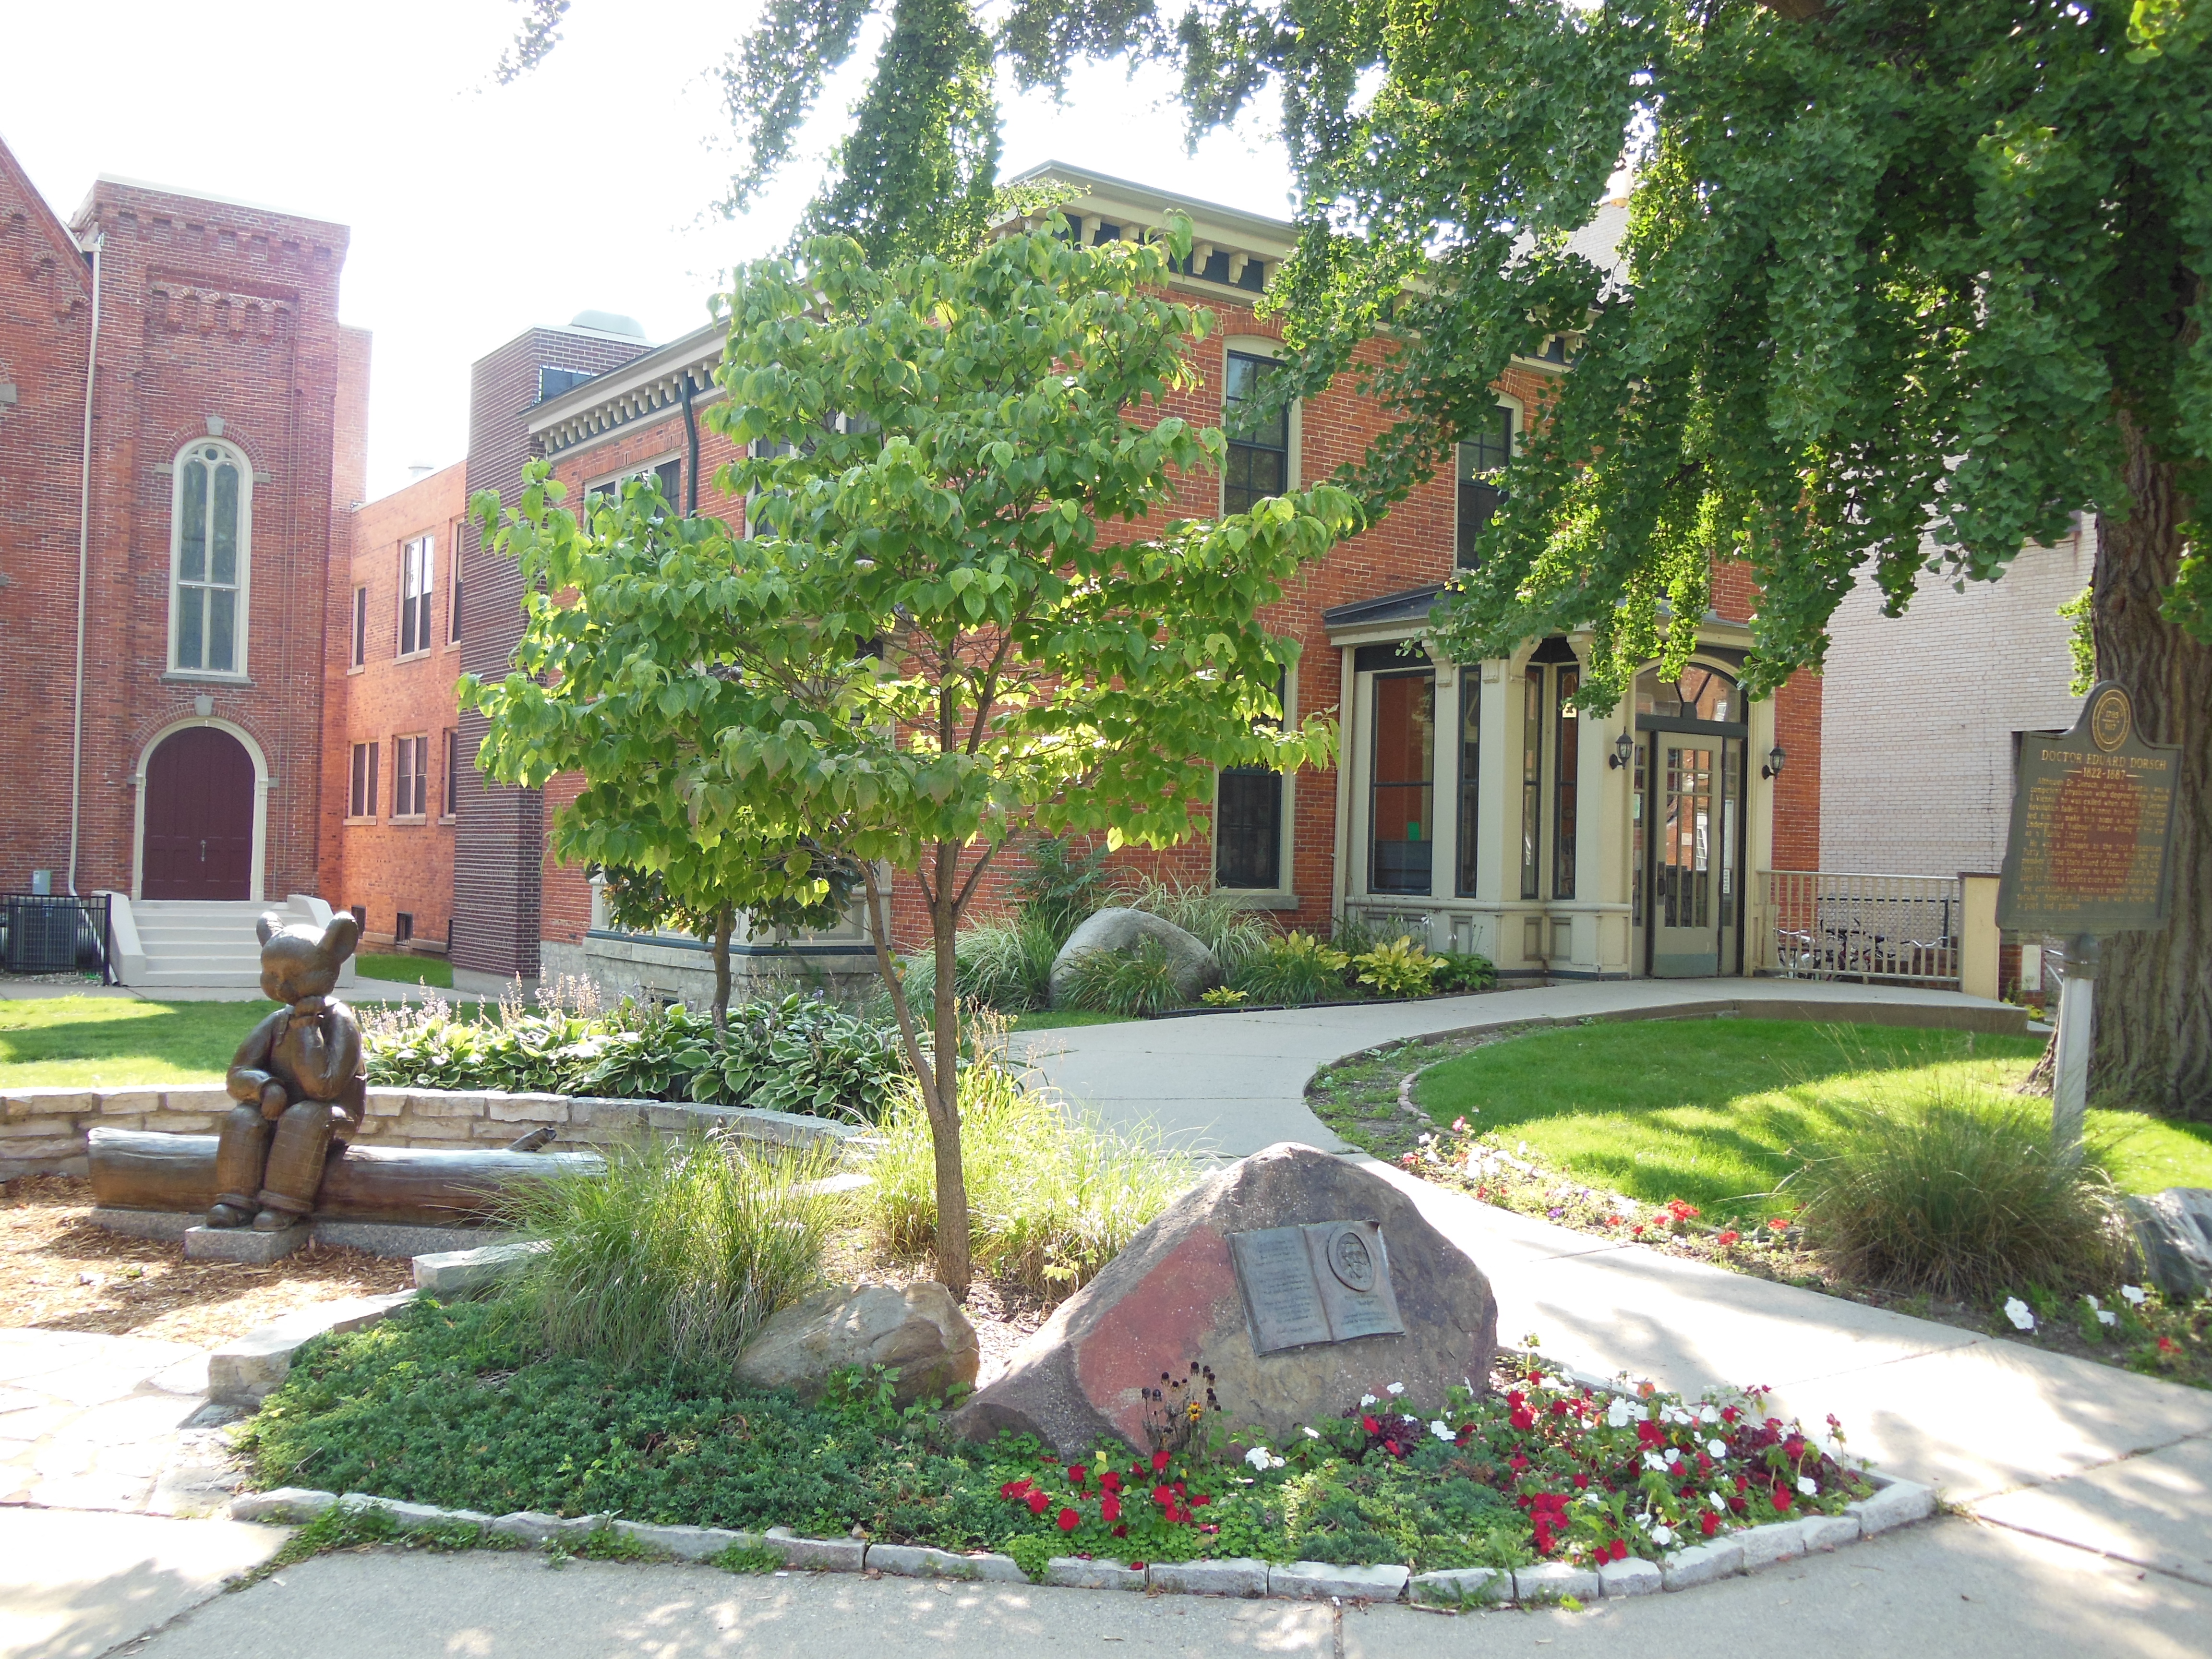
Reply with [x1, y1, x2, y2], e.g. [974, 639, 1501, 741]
[0, 996, 281, 1088]
[1004, 1009, 1135, 1032]
[358, 952, 454, 989]
[1416, 1018, 2212, 1224]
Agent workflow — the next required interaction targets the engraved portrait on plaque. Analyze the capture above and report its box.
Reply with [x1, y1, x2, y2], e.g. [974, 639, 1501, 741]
[1229, 1220, 1409, 1355]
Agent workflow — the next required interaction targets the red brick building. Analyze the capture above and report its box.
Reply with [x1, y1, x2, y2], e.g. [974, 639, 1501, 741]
[317, 459, 469, 953]
[0, 139, 366, 919]
[498, 164, 1819, 996]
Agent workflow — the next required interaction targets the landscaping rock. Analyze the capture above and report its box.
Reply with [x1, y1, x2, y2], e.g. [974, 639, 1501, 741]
[207, 1292, 416, 1406]
[1049, 908, 1222, 1006]
[230, 1487, 339, 1524]
[1147, 1557, 1269, 1597]
[1046, 1557, 1148, 1590]
[1269, 1561, 1409, 1601]
[184, 1224, 307, 1265]
[762, 1527, 865, 1571]
[1514, 1560, 1599, 1602]
[950, 1142, 1497, 1455]
[1847, 1477, 1935, 1536]
[1595, 1556, 1662, 1598]
[865, 1544, 1028, 1583]
[1659, 1537, 1743, 1590]
[1407, 1566, 1511, 1605]
[1798, 1512, 1862, 1551]
[2126, 1188, 2212, 1299]
[1737, 1519, 1807, 1572]
[412, 1240, 545, 1298]
[734, 1282, 978, 1406]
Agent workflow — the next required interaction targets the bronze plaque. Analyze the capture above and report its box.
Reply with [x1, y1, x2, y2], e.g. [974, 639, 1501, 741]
[1230, 1221, 1407, 1355]
[1998, 681, 2181, 936]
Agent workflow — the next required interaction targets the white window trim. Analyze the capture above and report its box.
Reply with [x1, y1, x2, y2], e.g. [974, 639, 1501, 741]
[1220, 336, 1300, 517]
[586, 454, 683, 505]
[1213, 662, 1299, 907]
[397, 534, 435, 661]
[1453, 397, 1524, 560]
[166, 438, 254, 680]
[391, 732, 431, 821]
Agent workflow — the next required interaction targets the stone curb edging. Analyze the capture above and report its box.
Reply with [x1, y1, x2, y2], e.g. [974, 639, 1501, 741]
[226, 1471, 1932, 1605]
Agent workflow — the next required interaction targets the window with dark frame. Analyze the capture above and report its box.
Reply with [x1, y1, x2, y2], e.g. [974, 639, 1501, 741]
[1455, 676, 1481, 897]
[449, 542, 464, 643]
[1520, 667, 1543, 900]
[349, 741, 379, 819]
[399, 535, 434, 656]
[443, 728, 459, 818]
[1215, 673, 1286, 890]
[394, 912, 414, 944]
[1222, 351, 1288, 516]
[394, 735, 428, 817]
[1552, 666, 1580, 900]
[1368, 670, 1436, 896]
[1456, 407, 1513, 568]
[350, 586, 366, 668]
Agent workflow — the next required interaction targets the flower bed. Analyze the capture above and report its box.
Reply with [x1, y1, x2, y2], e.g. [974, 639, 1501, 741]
[237, 1297, 1906, 1590]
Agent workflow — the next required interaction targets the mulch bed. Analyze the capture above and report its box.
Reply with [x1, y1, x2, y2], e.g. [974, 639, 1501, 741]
[0, 1174, 413, 1347]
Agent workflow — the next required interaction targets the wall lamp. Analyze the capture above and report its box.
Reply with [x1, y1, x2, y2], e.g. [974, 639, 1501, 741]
[1608, 730, 1635, 770]
[1761, 745, 1788, 781]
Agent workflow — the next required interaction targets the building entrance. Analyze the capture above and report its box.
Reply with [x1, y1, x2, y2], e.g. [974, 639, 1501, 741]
[142, 727, 255, 899]
[1635, 664, 1746, 978]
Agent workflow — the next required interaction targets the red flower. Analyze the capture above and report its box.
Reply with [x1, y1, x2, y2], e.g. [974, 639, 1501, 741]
[1550, 1400, 1570, 1418]
[1151, 1450, 1171, 1472]
[1101, 1495, 1121, 1523]
[1721, 1407, 1741, 1425]
[1190, 1494, 1211, 1508]
[1384, 1440, 1403, 1456]
[1571, 1474, 1589, 1490]
[1716, 1230, 1740, 1247]
[1126, 1559, 1143, 1569]
[1000, 1479, 1031, 1500]
[1767, 1217, 1789, 1232]
[1068, 1465, 1088, 1487]
[1112, 1527, 1129, 1539]
[1057, 1507, 1080, 1532]
[1099, 1471, 1122, 1494]
[1362, 1415, 1382, 1435]
[1153, 1485, 1175, 1507]
[1510, 1408, 1536, 1431]
[1631, 1225, 1645, 1237]
[1603, 1214, 1621, 1227]
[1636, 1420, 1665, 1449]
[1508, 1454, 1529, 1472]
[2158, 1336, 2179, 1354]
[1610, 1539, 1630, 1562]
[1700, 1511, 1719, 1538]
[1773, 1486, 1793, 1513]
[1026, 1491, 1050, 1515]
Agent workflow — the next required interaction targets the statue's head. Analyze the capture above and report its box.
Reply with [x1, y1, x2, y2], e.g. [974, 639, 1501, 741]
[255, 912, 361, 1006]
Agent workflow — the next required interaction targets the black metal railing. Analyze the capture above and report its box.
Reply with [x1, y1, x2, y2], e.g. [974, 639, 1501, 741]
[0, 893, 115, 980]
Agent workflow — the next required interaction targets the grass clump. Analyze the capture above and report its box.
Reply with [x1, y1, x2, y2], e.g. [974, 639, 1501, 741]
[865, 1053, 1196, 1297]
[1060, 936, 1188, 1017]
[1784, 1090, 2130, 1300]
[1118, 877, 1273, 975]
[499, 1131, 843, 1370]
[1230, 932, 1349, 1007]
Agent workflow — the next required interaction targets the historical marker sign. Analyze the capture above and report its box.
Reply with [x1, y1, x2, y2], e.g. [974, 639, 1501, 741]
[1229, 1220, 1407, 1355]
[1998, 681, 2180, 937]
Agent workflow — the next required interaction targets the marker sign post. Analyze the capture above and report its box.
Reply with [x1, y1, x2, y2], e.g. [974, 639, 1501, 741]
[1996, 681, 2180, 1159]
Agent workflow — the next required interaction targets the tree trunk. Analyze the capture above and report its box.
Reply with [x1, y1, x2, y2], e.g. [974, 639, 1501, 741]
[711, 903, 735, 1037]
[927, 838, 974, 1298]
[2087, 409, 2212, 1119]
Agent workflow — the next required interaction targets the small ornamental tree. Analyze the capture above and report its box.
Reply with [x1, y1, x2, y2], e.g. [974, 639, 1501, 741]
[469, 221, 1357, 1293]
[466, 479, 866, 1036]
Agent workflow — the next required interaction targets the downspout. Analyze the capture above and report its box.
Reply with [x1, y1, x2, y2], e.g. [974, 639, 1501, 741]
[679, 372, 700, 515]
[67, 230, 104, 897]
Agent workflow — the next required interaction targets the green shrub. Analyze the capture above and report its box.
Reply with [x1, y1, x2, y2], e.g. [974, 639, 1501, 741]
[1060, 937, 1189, 1017]
[865, 1058, 1196, 1296]
[1352, 938, 1442, 999]
[1013, 836, 1117, 944]
[1431, 951, 1498, 994]
[1783, 1088, 2130, 1299]
[1230, 931, 1351, 1007]
[702, 994, 903, 1121]
[498, 1131, 844, 1370]
[1119, 877, 1273, 974]
[895, 913, 1062, 1015]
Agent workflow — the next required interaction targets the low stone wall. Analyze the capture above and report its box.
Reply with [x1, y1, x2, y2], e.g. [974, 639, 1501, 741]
[0, 1083, 862, 1180]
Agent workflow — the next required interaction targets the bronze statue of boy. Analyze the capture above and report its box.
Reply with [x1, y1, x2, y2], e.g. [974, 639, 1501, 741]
[208, 912, 367, 1232]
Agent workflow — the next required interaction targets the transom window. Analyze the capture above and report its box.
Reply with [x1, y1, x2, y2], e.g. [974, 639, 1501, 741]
[1636, 663, 1739, 724]
[1456, 407, 1514, 568]
[1223, 351, 1288, 516]
[171, 442, 251, 673]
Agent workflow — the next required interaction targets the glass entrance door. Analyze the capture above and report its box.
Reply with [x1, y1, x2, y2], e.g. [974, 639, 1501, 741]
[1647, 737, 1740, 977]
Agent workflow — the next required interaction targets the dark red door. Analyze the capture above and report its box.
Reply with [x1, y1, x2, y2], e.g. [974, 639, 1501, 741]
[143, 727, 255, 899]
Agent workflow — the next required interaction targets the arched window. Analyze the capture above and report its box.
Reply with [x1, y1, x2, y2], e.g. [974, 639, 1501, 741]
[170, 440, 252, 675]
[1635, 662, 1738, 724]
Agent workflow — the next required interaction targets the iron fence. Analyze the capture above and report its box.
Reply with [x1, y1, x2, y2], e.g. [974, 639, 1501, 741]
[1757, 871, 1962, 988]
[0, 893, 114, 980]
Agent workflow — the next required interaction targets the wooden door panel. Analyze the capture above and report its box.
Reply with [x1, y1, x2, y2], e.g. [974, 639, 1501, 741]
[143, 728, 255, 900]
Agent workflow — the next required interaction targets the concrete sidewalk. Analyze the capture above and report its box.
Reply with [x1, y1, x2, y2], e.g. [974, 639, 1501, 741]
[1010, 975, 2026, 1155]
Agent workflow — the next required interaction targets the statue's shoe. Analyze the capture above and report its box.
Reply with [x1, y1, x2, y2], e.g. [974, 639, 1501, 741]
[204, 1202, 254, 1229]
[251, 1208, 309, 1233]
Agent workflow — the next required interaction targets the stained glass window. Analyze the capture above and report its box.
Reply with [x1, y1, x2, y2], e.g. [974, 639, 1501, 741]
[174, 443, 247, 673]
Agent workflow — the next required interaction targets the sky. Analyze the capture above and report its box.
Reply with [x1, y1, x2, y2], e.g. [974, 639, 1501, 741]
[3, 0, 1295, 502]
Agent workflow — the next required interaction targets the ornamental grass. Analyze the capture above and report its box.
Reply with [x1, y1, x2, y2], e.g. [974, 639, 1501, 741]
[1782, 1086, 2131, 1301]
[497, 1130, 843, 1371]
[864, 1045, 1197, 1297]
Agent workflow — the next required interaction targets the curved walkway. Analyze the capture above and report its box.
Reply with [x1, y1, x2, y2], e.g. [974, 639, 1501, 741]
[1013, 975, 2029, 1157]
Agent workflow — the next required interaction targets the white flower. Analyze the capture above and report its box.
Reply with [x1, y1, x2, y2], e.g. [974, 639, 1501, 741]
[1650, 1523, 1676, 1546]
[1698, 1403, 1721, 1425]
[1245, 1445, 1273, 1471]
[2098, 1309, 2118, 1326]
[1606, 1398, 1637, 1429]
[1632, 1512, 1653, 1531]
[1518, 1140, 1529, 1155]
[1430, 1419, 1456, 1442]
[2004, 1297, 2036, 1331]
[1303, 1426, 1321, 1440]
[1662, 1447, 1681, 1466]
[1706, 1438, 1727, 1459]
[1360, 1394, 1379, 1407]
[2084, 1294, 2102, 1310]
[1386, 1382, 1406, 1396]
[1582, 1492, 1605, 1508]
[1643, 1452, 1669, 1473]
[1708, 1491, 1729, 1512]
[2121, 1284, 2149, 1306]
[1797, 1477, 1818, 1497]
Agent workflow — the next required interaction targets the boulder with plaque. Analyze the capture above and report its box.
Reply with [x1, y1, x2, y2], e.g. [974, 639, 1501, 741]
[951, 1142, 1497, 1456]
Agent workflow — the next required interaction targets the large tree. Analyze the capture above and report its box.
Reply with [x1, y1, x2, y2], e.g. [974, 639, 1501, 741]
[993, 0, 2212, 1116]
[469, 221, 1354, 1291]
